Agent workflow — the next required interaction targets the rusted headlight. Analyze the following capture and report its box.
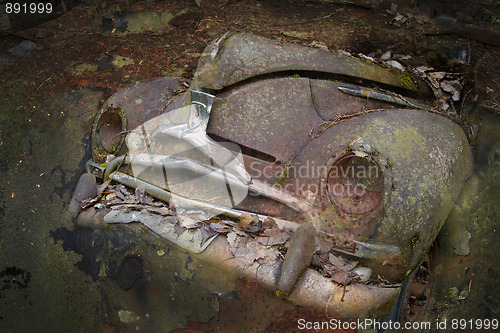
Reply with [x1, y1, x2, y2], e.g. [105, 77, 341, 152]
[327, 153, 384, 215]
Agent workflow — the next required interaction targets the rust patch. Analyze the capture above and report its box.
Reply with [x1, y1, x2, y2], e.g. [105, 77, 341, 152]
[327, 154, 384, 215]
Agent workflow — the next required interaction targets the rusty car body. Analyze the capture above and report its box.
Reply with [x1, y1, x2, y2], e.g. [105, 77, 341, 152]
[69, 33, 474, 327]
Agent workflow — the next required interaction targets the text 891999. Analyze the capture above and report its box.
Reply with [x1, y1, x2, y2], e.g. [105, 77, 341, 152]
[5, 3, 52, 14]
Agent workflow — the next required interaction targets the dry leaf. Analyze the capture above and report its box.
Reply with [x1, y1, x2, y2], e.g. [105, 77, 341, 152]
[178, 215, 200, 229]
[209, 222, 233, 233]
[236, 212, 262, 234]
[328, 253, 358, 271]
[257, 228, 290, 246]
[261, 217, 277, 230]
[226, 231, 239, 256]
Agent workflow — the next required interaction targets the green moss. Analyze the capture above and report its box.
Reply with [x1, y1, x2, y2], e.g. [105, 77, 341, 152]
[400, 73, 414, 87]
[99, 162, 107, 168]
[449, 286, 458, 299]
[459, 289, 469, 299]
[111, 55, 134, 68]
[274, 166, 290, 187]
[411, 235, 418, 248]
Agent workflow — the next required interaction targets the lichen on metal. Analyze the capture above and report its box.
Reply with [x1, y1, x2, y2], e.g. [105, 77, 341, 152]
[75, 33, 475, 320]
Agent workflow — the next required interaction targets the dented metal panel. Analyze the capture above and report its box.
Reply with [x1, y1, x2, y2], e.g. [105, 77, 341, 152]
[208, 78, 323, 163]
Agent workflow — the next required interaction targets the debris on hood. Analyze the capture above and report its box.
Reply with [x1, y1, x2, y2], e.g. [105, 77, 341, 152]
[385, 60, 405, 71]
[355, 47, 466, 115]
[412, 65, 465, 114]
[84, 183, 388, 288]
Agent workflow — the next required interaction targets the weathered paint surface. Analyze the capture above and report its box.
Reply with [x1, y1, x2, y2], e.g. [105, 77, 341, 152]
[192, 33, 430, 95]
[295, 109, 473, 281]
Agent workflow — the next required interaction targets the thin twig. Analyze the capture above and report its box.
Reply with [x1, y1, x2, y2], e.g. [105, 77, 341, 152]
[311, 109, 384, 137]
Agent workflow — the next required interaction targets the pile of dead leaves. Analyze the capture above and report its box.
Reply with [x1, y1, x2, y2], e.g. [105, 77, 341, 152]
[83, 183, 393, 286]
[82, 183, 293, 250]
[412, 66, 465, 114]
[82, 183, 171, 214]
